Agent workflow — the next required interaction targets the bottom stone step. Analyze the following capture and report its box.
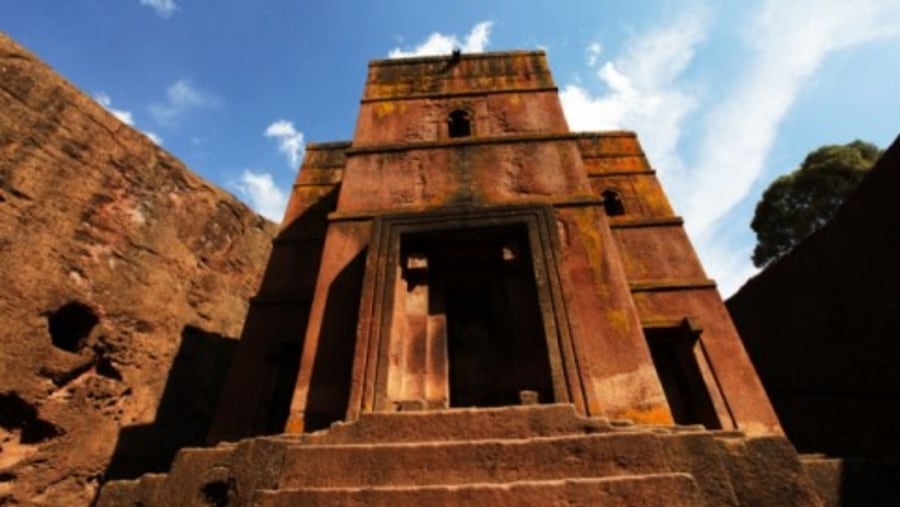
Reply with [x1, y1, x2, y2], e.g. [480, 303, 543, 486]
[253, 473, 702, 507]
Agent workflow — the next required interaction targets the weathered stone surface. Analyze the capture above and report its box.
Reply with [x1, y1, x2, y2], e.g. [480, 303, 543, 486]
[801, 456, 900, 507]
[253, 475, 704, 507]
[727, 183, 900, 505]
[728, 134, 900, 459]
[715, 436, 822, 507]
[289, 404, 613, 444]
[92, 47, 824, 506]
[213, 51, 781, 443]
[99, 405, 822, 507]
[0, 33, 277, 505]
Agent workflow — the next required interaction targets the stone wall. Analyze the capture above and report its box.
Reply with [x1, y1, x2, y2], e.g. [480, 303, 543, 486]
[728, 134, 900, 459]
[0, 33, 277, 505]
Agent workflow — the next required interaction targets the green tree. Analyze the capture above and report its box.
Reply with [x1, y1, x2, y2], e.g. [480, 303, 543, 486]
[751, 140, 881, 267]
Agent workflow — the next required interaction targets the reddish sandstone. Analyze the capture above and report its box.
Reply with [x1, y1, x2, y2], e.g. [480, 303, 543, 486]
[0, 33, 276, 506]
[210, 50, 780, 441]
[100, 49, 829, 507]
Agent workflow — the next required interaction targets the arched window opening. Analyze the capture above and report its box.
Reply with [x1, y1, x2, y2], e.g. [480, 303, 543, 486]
[602, 189, 626, 216]
[448, 109, 472, 138]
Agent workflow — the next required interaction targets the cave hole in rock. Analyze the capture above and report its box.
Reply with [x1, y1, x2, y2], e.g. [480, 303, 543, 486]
[95, 355, 123, 381]
[47, 302, 99, 353]
[19, 418, 63, 444]
[0, 393, 63, 444]
[0, 392, 36, 430]
[200, 479, 232, 507]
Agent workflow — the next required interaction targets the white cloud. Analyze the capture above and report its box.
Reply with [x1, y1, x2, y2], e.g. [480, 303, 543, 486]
[140, 0, 177, 18]
[389, 21, 493, 58]
[144, 131, 163, 145]
[684, 0, 900, 236]
[586, 42, 603, 67]
[94, 93, 134, 126]
[233, 170, 288, 222]
[265, 120, 305, 168]
[683, 0, 900, 297]
[149, 79, 218, 124]
[560, 7, 707, 181]
[95, 92, 163, 145]
[558, 0, 900, 296]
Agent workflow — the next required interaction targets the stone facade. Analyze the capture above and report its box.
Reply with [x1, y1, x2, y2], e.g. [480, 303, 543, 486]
[210, 50, 780, 441]
[97, 49, 838, 507]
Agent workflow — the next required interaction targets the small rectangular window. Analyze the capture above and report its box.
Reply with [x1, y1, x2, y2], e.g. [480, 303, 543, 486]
[448, 109, 472, 138]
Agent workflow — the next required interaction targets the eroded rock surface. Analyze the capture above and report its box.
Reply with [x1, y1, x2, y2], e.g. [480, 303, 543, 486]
[0, 33, 277, 505]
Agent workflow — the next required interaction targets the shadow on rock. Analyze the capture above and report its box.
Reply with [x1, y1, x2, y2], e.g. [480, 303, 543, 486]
[102, 325, 237, 481]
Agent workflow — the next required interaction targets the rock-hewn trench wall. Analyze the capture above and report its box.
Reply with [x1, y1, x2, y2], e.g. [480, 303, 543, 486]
[728, 135, 900, 459]
[0, 33, 277, 505]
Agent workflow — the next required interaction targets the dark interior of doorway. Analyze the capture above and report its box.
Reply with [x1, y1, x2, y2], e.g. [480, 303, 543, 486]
[644, 326, 721, 429]
[404, 225, 554, 408]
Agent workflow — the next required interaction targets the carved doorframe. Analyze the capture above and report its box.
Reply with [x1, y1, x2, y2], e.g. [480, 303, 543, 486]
[345, 204, 587, 420]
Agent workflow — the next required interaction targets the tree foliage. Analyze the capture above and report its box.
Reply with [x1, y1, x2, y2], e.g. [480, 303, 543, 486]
[751, 140, 881, 267]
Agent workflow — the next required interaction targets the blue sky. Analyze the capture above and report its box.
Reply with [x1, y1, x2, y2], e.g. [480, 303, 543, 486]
[4, 0, 900, 295]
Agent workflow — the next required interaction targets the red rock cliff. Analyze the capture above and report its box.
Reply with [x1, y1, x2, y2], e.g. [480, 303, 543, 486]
[0, 33, 277, 505]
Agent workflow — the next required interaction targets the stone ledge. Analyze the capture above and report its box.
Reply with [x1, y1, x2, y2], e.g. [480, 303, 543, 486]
[610, 216, 684, 229]
[360, 85, 559, 104]
[587, 169, 657, 176]
[253, 474, 702, 507]
[346, 132, 609, 155]
[327, 199, 603, 222]
[629, 278, 717, 292]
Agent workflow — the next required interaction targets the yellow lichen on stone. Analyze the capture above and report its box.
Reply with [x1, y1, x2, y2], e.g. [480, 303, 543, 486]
[618, 405, 674, 426]
[571, 208, 609, 295]
[607, 309, 631, 333]
[374, 101, 396, 119]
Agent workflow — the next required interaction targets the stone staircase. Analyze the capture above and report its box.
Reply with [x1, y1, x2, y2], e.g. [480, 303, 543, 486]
[97, 404, 824, 506]
[799, 453, 900, 507]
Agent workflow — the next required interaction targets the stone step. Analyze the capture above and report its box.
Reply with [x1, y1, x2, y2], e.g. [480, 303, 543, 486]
[277, 431, 670, 489]
[800, 457, 843, 507]
[157, 445, 243, 507]
[801, 457, 900, 507]
[281, 404, 614, 445]
[95, 405, 818, 507]
[272, 404, 734, 446]
[94, 473, 166, 507]
[98, 425, 747, 506]
[713, 436, 823, 507]
[253, 474, 704, 507]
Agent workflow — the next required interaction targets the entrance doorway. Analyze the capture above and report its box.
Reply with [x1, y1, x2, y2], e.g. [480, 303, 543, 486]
[400, 225, 554, 408]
